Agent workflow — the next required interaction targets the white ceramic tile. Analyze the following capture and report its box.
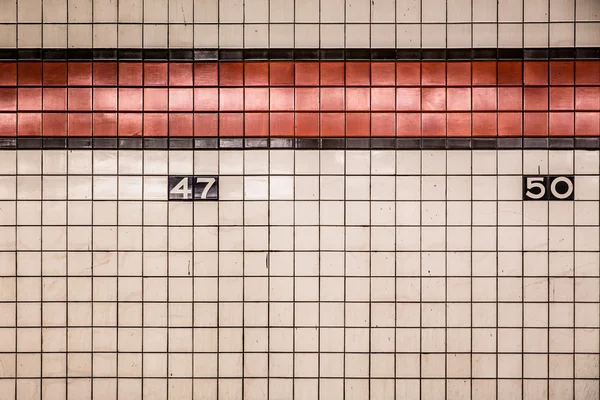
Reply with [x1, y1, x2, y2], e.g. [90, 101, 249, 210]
[320, 24, 345, 48]
[422, 24, 446, 48]
[119, 0, 143, 22]
[498, 23, 523, 47]
[67, 24, 93, 47]
[523, 23, 549, 47]
[68, 0, 93, 23]
[524, 0, 549, 22]
[447, 0, 472, 23]
[194, 24, 219, 47]
[17, 24, 41, 47]
[396, 24, 421, 47]
[422, 0, 446, 23]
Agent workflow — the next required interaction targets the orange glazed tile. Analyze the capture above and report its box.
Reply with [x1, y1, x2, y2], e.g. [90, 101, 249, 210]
[295, 113, 319, 136]
[68, 113, 92, 136]
[422, 113, 446, 136]
[0, 89, 16, 111]
[93, 88, 117, 111]
[219, 113, 243, 136]
[346, 62, 370, 86]
[295, 88, 319, 111]
[295, 62, 319, 86]
[18, 63, 42, 86]
[371, 113, 395, 136]
[0, 63, 16, 86]
[68, 62, 92, 86]
[472, 113, 497, 136]
[549, 112, 574, 136]
[421, 62, 445, 86]
[144, 88, 168, 111]
[270, 88, 294, 111]
[447, 88, 471, 111]
[144, 113, 168, 136]
[194, 63, 218, 86]
[219, 88, 244, 111]
[17, 88, 42, 111]
[498, 62, 522, 85]
[371, 62, 395, 86]
[498, 113, 522, 136]
[550, 61, 574, 85]
[371, 88, 395, 111]
[93, 113, 117, 136]
[43, 113, 66, 137]
[346, 113, 370, 136]
[346, 87, 370, 111]
[321, 62, 344, 86]
[396, 113, 421, 136]
[270, 62, 295, 86]
[396, 88, 421, 111]
[396, 62, 420, 86]
[43, 62, 67, 86]
[576, 112, 600, 136]
[144, 63, 168, 86]
[320, 113, 345, 136]
[219, 63, 243, 86]
[194, 88, 218, 111]
[118, 113, 142, 136]
[549, 87, 574, 111]
[270, 113, 294, 136]
[524, 88, 549, 111]
[320, 87, 345, 111]
[118, 88, 143, 111]
[245, 62, 268, 86]
[524, 112, 548, 136]
[575, 61, 600, 85]
[119, 63, 142, 86]
[498, 87, 522, 111]
[446, 62, 471, 86]
[472, 62, 497, 86]
[245, 113, 269, 136]
[472, 87, 497, 111]
[169, 88, 193, 112]
[422, 88, 446, 111]
[575, 87, 600, 110]
[244, 88, 269, 111]
[93, 62, 117, 86]
[524, 61, 548, 85]
[68, 88, 92, 111]
[169, 63, 193, 86]
[447, 113, 471, 137]
[169, 113, 193, 136]
[194, 113, 218, 136]
[0, 113, 16, 135]
[43, 88, 66, 111]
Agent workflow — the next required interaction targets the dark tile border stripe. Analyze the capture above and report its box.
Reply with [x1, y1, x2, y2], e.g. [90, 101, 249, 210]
[0, 48, 598, 61]
[0, 137, 595, 150]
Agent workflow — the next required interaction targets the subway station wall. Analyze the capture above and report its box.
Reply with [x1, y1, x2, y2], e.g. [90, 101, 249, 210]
[0, 1, 600, 400]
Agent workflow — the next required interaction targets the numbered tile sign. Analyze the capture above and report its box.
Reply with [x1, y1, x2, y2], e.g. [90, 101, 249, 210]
[169, 176, 218, 200]
[523, 176, 574, 200]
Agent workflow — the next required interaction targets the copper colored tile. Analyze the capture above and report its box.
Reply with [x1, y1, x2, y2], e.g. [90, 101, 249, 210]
[421, 62, 445, 86]
[118, 88, 143, 111]
[144, 63, 168, 86]
[194, 63, 218, 86]
[67, 88, 92, 111]
[0, 89, 16, 111]
[0, 63, 16, 86]
[119, 63, 143, 86]
[346, 87, 370, 111]
[396, 88, 421, 111]
[472, 87, 497, 111]
[169, 63, 193, 86]
[0, 113, 16, 136]
[245, 113, 269, 136]
[93, 62, 117, 86]
[498, 87, 522, 111]
[498, 62, 522, 86]
[295, 112, 319, 136]
[371, 62, 395, 86]
[43, 113, 67, 137]
[169, 113, 193, 136]
[575, 61, 600, 85]
[524, 87, 549, 111]
[93, 88, 117, 111]
[143, 113, 168, 136]
[43, 62, 67, 86]
[472, 113, 497, 136]
[219, 88, 244, 111]
[446, 62, 471, 86]
[396, 113, 421, 136]
[498, 113, 522, 136]
[43, 88, 67, 111]
[143, 88, 168, 111]
[346, 112, 370, 136]
[320, 62, 345, 86]
[575, 87, 600, 111]
[371, 88, 395, 111]
[295, 62, 319, 86]
[320, 87, 345, 111]
[270, 62, 295, 86]
[194, 88, 218, 112]
[118, 113, 142, 136]
[244, 88, 269, 111]
[270, 88, 294, 111]
[219, 63, 244, 87]
[550, 61, 574, 85]
[549, 112, 574, 136]
[524, 61, 548, 86]
[346, 62, 370, 86]
[269, 112, 294, 136]
[18, 63, 42, 86]
[447, 88, 471, 111]
[524, 112, 548, 136]
[472, 62, 497, 86]
[68, 113, 92, 136]
[422, 113, 446, 136]
[68, 62, 92, 86]
[219, 113, 243, 136]
[295, 88, 319, 111]
[575, 112, 600, 136]
[320, 113, 345, 136]
[447, 113, 471, 137]
[17, 88, 42, 111]
[93, 113, 117, 136]
[168, 88, 194, 112]
[396, 62, 421, 86]
[194, 113, 218, 136]
[244, 62, 268, 86]
[371, 113, 395, 136]
[17, 113, 42, 136]
[549, 87, 574, 111]
[422, 88, 446, 111]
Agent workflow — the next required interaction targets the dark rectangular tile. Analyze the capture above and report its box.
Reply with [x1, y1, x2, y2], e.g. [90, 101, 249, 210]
[43, 138, 66, 149]
[421, 49, 446, 60]
[523, 137, 549, 149]
[93, 49, 117, 60]
[447, 49, 472, 60]
[194, 50, 218, 60]
[219, 138, 243, 148]
[320, 49, 345, 60]
[549, 137, 574, 149]
[245, 138, 268, 148]
[371, 138, 396, 149]
[576, 48, 600, 59]
[575, 137, 600, 149]
[68, 137, 92, 149]
[118, 137, 143, 149]
[524, 49, 549, 59]
[0, 138, 16, 149]
[447, 138, 471, 149]
[396, 138, 421, 149]
[294, 49, 319, 60]
[346, 138, 370, 149]
[295, 138, 320, 149]
[17, 137, 42, 149]
[472, 138, 497, 149]
[118, 49, 143, 60]
[144, 49, 169, 60]
[245, 49, 269, 60]
[498, 48, 524, 60]
[371, 49, 396, 60]
[43, 49, 67, 60]
[144, 138, 168, 149]
[270, 138, 294, 148]
[346, 49, 371, 60]
[472, 49, 497, 60]
[169, 49, 194, 60]
[169, 138, 194, 149]
[269, 49, 293, 60]
[497, 137, 522, 149]
[422, 138, 446, 149]
[93, 138, 118, 149]
[18, 49, 42, 60]
[550, 48, 575, 59]
[219, 50, 243, 60]
[67, 49, 93, 60]
[194, 138, 218, 149]
[321, 138, 345, 149]
[0, 49, 18, 60]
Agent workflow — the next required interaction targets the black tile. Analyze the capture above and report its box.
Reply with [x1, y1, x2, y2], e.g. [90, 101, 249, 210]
[18, 49, 42, 60]
[144, 138, 168, 149]
[396, 49, 422, 60]
[321, 138, 345, 149]
[294, 49, 319, 60]
[447, 49, 472, 60]
[245, 49, 269, 60]
[576, 48, 600, 59]
[194, 50, 218, 60]
[144, 49, 169, 60]
[118, 137, 143, 149]
[17, 138, 42, 149]
[346, 49, 371, 60]
[320, 49, 345, 60]
[0, 49, 18, 60]
[43, 49, 67, 60]
[396, 138, 421, 149]
[194, 138, 218, 149]
[371, 49, 396, 60]
[472, 49, 497, 60]
[421, 49, 446, 60]
[269, 49, 293, 60]
[549, 137, 574, 149]
[371, 138, 396, 149]
[93, 138, 118, 149]
[472, 138, 497, 149]
[523, 137, 548, 149]
[524, 49, 549, 60]
[446, 138, 471, 149]
[169, 49, 194, 60]
[498, 48, 524, 60]
[93, 49, 117, 60]
[0, 138, 16, 149]
[497, 137, 522, 149]
[575, 137, 600, 149]
[118, 49, 143, 60]
[550, 48, 575, 59]
[245, 138, 269, 148]
[219, 138, 243, 148]
[270, 138, 294, 148]
[68, 137, 92, 149]
[346, 138, 370, 149]
[67, 49, 93, 60]
[169, 138, 194, 149]
[422, 138, 446, 149]
[219, 50, 243, 60]
[295, 138, 320, 149]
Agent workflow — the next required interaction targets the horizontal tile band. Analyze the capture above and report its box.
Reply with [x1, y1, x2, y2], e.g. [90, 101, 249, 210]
[0, 137, 596, 151]
[0, 48, 599, 61]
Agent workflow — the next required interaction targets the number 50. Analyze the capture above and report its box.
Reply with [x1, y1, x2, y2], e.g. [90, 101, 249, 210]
[523, 176, 574, 200]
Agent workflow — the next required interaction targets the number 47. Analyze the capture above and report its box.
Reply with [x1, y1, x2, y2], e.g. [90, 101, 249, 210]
[169, 176, 218, 200]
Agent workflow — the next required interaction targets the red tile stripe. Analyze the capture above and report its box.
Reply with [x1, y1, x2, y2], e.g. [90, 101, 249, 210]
[0, 61, 598, 138]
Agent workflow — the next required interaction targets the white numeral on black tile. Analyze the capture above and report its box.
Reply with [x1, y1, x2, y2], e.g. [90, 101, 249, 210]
[169, 176, 219, 200]
[523, 176, 574, 200]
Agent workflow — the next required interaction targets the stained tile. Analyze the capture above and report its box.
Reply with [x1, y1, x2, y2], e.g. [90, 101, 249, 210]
[345, 113, 370, 136]
[524, 61, 549, 85]
[194, 63, 218, 86]
[0, 89, 16, 111]
[549, 87, 575, 111]
[194, 88, 219, 111]
[270, 88, 294, 111]
[320, 113, 345, 136]
[346, 87, 370, 111]
[118, 113, 142, 136]
[524, 112, 549, 136]
[295, 113, 319, 136]
[67, 88, 92, 111]
[498, 61, 522, 85]
[295, 88, 319, 111]
[472, 113, 497, 136]
[447, 88, 471, 111]
[244, 62, 268, 86]
[269, 113, 294, 136]
[168, 88, 194, 112]
[371, 62, 395, 86]
[93, 113, 117, 136]
[0, 62, 17, 86]
[320, 87, 345, 111]
[422, 113, 446, 136]
[270, 62, 295, 86]
[68, 62, 92, 86]
[17, 88, 42, 111]
[472, 87, 497, 111]
[143, 113, 168, 136]
[144, 62, 168, 86]
[550, 61, 574, 85]
[472, 62, 497, 86]
[68, 113, 92, 136]
[118, 62, 143, 86]
[422, 88, 446, 111]
[219, 63, 244, 86]
[447, 113, 471, 137]
[194, 113, 218, 136]
[169, 63, 193, 86]
[219, 113, 243, 136]
[575, 112, 600, 137]
[446, 62, 471, 86]
[575, 87, 600, 111]
[295, 62, 319, 86]
[0, 113, 17, 136]
[397, 113, 421, 136]
[43, 62, 67, 86]
[17, 113, 42, 136]
[549, 112, 574, 136]
[118, 88, 143, 111]
[320, 62, 345, 86]
[346, 62, 370, 86]
[93, 88, 117, 111]
[244, 113, 269, 136]
[421, 62, 446, 86]
[371, 113, 395, 136]
[169, 113, 193, 137]
[371, 88, 395, 111]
